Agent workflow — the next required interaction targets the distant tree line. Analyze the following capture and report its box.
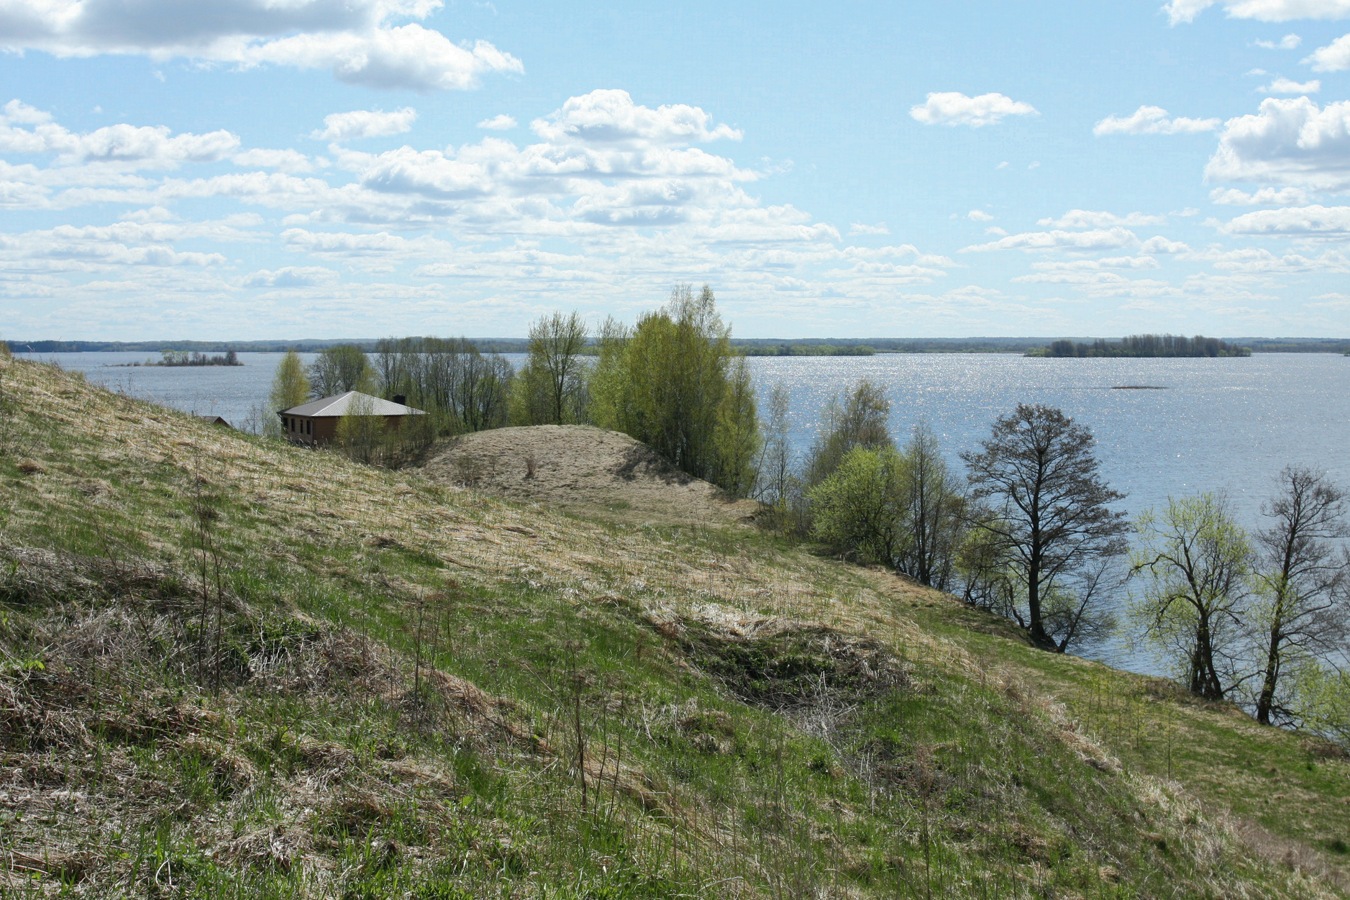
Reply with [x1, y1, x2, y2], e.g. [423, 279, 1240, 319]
[735, 342, 876, 357]
[1037, 334, 1250, 358]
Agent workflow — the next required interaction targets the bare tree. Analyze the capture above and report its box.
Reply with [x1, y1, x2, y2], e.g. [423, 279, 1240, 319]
[962, 404, 1128, 651]
[896, 423, 967, 592]
[512, 311, 590, 425]
[308, 344, 373, 397]
[1250, 466, 1350, 725]
[1131, 493, 1251, 700]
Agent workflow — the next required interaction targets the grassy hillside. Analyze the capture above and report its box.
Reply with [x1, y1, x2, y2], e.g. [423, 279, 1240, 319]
[0, 354, 1346, 898]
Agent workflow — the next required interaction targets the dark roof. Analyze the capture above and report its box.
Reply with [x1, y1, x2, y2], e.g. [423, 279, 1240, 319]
[281, 391, 426, 418]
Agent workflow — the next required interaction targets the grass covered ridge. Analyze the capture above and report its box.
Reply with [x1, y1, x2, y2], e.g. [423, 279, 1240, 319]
[0, 355, 1346, 898]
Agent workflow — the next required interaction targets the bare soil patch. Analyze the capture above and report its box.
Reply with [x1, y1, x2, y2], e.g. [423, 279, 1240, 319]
[418, 424, 759, 527]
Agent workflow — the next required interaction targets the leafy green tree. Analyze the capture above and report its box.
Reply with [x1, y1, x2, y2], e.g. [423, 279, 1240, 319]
[963, 404, 1128, 651]
[809, 446, 907, 567]
[803, 379, 893, 489]
[335, 392, 383, 464]
[308, 344, 374, 397]
[1293, 664, 1350, 748]
[511, 311, 590, 425]
[1249, 466, 1350, 726]
[266, 349, 310, 437]
[1131, 493, 1252, 700]
[590, 285, 759, 496]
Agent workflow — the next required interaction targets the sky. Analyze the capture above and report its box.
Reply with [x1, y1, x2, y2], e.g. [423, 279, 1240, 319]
[3, 1, 1350, 341]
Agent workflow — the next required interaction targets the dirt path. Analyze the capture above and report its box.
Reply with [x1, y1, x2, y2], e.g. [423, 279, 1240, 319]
[418, 425, 759, 527]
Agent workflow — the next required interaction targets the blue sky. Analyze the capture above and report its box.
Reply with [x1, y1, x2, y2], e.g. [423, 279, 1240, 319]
[3, 0, 1350, 340]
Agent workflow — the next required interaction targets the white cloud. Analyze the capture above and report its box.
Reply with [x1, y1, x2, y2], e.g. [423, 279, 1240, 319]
[1166, 0, 1350, 25]
[1253, 33, 1303, 47]
[1307, 32, 1350, 69]
[909, 92, 1038, 127]
[0, 103, 240, 168]
[314, 108, 417, 142]
[1093, 106, 1221, 135]
[963, 227, 1138, 252]
[1205, 97, 1350, 191]
[477, 114, 517, 131]
[232, 148, 318, 173]
[1260, 76, 1321, 92]
[967, 209, 994, 222]
[1037, 209, 1168, 228]
[1141, 236, 1191, 253]
[848, 222, 890, 235]
[1209, 185, 1310, 204]
[1220, 204, 1350, 234]
[242, 266, 339, 288]
[531, 90, 741, 145]
[0, 0, 522, 91]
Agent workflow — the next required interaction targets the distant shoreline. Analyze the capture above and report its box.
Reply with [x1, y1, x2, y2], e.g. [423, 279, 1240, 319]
[9, 337, 1350, 356]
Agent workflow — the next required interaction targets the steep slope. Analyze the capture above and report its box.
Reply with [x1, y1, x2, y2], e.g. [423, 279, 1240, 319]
[0, 354, 1345, 898]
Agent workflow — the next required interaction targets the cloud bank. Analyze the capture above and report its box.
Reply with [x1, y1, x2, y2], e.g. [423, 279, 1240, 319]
[0, 0, 522, 90]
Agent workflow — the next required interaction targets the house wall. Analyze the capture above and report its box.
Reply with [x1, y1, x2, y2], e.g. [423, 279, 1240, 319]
[280, 413, 409, 445]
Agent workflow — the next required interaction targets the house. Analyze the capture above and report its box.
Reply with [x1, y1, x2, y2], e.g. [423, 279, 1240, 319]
[279, 391, 425, 445]
[197, 415, 232, 429]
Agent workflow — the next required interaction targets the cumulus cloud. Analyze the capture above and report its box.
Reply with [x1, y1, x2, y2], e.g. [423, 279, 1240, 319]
[1093, 106, 1221, 135]
[314, 108, 417, 142]
[1205, 97, 1350, 191]
[531, 90, 742, 145]
[1307, 32, 1350, 69]
[849, 222, 890, 235]
[967, 209, 994, 222]
[477, 114, 517, 131]
[0, 0, 522, 91]
[909, 92, 1038, 127]
[1220, 204, 1350, 234]
[0, 101, 239, 168]
[1260, 75, 1321, 92]
[1166, 0, 1350, 25]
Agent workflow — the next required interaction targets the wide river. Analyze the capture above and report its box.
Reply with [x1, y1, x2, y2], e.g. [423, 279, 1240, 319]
[19, 350, 1350, 674]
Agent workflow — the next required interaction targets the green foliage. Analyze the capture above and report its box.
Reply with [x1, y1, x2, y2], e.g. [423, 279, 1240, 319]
[809, 446, 907, 566]
[1130, 493, 1252, 700]
[265, 350, 310, 437]
[1294, 663, 1350, 748]
[588, 285, 760, 496]
[803, 379, 893, 490]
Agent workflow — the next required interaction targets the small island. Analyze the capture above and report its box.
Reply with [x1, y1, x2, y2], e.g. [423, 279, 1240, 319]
[1031, 334, 1250, 358]
[121, 349, 243, 367]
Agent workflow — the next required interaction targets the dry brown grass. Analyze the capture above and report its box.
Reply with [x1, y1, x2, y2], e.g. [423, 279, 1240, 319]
[2, 356, 1346, 897]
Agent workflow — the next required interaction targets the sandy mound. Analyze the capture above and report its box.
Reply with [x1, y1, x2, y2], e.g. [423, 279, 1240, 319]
[419, 425, 758, 526]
